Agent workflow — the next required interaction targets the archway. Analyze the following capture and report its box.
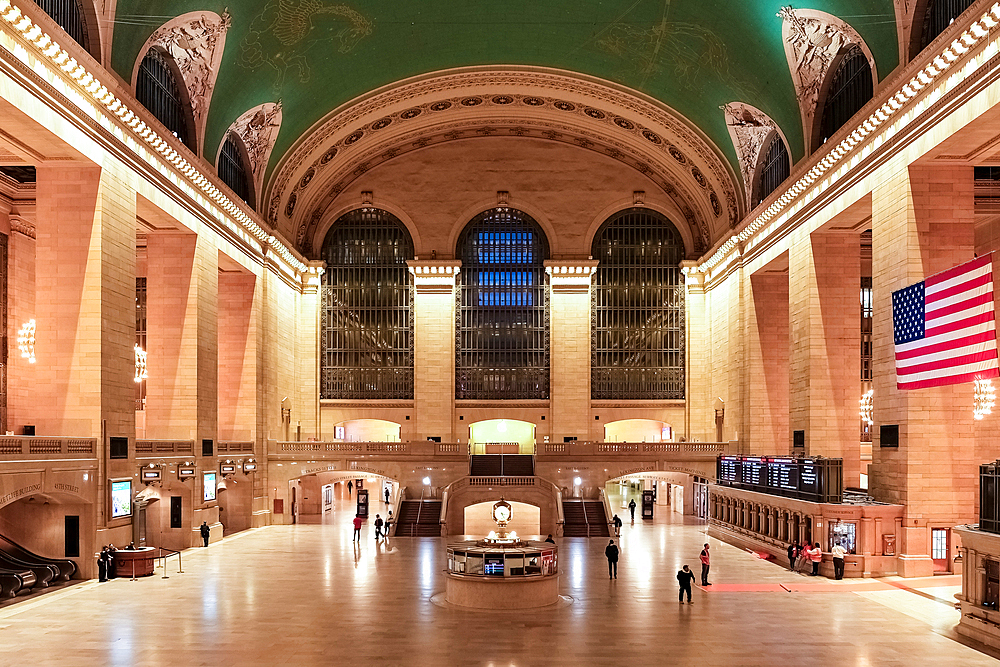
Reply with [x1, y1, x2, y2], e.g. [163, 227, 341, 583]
[468, 419, 535, 454]
[334, 419, 401, 442]
[604, 419, 672, 443]
[137, 480, 193, 552]
[0, 490, 93, 579]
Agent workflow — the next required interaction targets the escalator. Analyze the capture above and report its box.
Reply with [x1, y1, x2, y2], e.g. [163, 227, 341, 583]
[0, 533, 76, 597]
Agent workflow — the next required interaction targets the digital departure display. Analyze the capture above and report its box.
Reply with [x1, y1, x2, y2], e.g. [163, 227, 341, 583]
[484, 555, 504, 576]
[715, 455, 841, 503]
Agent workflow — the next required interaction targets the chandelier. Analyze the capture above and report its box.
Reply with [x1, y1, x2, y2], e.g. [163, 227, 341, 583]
[859, 389, 873, 425]
[134, 344, 147, 383]
[975, 378, 996, 420]
[17, 319, 35, 363]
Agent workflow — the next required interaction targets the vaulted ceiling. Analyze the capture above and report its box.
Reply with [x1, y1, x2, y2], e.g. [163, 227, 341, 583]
[110, 0, 900, 181]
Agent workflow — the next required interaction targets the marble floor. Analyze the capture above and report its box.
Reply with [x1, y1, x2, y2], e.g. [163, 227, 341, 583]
[0, 494, 996, 667]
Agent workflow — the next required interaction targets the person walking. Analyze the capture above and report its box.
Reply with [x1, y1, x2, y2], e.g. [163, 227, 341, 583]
[796, 541, 812, 574]
[605, 539, 620, 579]
[385, 510, 393, 538]
[809, 542, 822, 576]
[677, 564, 695, 604]
[200, 522, 210, 547]
[374, 514, 383, 540]
[352, 515, 363, 541]
[347, 481, 353, 496]
[699, 543, 711, 586]
[831, 541, 847, 580]
[628, 498, 637, 522]
[384, 487, 390, 504]
[612, 514, 622, 536]
[787, 542, 798, 572]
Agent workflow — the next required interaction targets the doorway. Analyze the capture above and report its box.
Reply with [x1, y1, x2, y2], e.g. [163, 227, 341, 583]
[932, 528, 950, 572]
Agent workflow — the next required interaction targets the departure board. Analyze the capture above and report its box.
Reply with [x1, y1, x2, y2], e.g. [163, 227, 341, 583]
[715, 455, 841, 503]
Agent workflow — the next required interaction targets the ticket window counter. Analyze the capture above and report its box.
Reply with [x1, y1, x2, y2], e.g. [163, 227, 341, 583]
[829, 521, 856, 554]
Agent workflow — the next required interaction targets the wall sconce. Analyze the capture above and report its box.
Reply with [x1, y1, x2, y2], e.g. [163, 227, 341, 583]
[975, 378, 996, 420]
[17, 319, 35, 363]
[859, 389, 873, 425]
[134, 344, 147, 383]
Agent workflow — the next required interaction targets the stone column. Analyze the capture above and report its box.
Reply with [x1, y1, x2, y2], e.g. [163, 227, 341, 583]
[747, 270, 789, 452]
[870, 164, 976, 577]
[546, 261, 598, 442]
[789, 231, 862, 487]
[295, 264, 322, 440]
[682, 263, 711, 440]
[408, 261, 460, 442]
[217, 267, 258, 442]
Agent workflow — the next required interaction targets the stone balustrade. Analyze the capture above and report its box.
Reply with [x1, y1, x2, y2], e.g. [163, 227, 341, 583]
[0, 437, 96, 459]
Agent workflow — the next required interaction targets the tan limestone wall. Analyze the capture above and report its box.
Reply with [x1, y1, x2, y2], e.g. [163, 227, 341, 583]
[747, 271, 789, 452]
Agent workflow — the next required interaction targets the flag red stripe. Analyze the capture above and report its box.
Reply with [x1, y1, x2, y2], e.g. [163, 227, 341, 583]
[895, 329, 997, 360]
[896, 349, 999, 376]
[926, 253, 993, 287]
[926, 272, 992, 305]
[897, 366, 1000, 390]
[924, 311, 995, 338]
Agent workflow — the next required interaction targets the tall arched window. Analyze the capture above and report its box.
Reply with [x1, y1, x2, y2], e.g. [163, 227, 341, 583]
[592, 209, 685, 399]
[218, 133, 252, 207]
[753, 134, 790, 208]
[33, 0, 90, 54]
[320, 209, 414, 399]
[920, 0, 975, 51]
[817, 45, 873, 148]
[456, 208, 549, 399]
[136, 48, 194, 150]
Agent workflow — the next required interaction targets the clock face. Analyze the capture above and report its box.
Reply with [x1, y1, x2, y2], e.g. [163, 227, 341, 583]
[494, 505, 511, 522]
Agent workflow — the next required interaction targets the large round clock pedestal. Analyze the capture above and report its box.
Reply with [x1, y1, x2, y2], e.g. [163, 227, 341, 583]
[445, 540, 559, 609]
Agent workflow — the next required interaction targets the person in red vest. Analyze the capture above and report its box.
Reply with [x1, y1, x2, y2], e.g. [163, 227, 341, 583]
[352, 515, 363, 542]
[809, 542, 823, 576]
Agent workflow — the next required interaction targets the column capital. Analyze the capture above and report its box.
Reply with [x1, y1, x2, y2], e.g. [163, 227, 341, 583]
[544, 260, 598, 293]
[407, 260, 461, 294]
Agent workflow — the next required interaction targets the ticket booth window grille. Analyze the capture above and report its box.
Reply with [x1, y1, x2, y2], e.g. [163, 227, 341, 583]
[32, 0, 90, 54]
[753, 134, 790, 208]
[136, 48, 194, 150]
[818, 45, 873, 148]
[920, 0, 975, 51]
[456, 208, 549, 399]
[320, 209, 413, 399]
[592, 208, 685, 399]
[218, 134, 252, 207]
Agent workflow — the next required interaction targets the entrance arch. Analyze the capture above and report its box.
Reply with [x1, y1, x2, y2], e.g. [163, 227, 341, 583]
[604, 419, 672, 443]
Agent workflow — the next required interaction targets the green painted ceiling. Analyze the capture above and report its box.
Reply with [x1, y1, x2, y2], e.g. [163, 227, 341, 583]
[110, 0, 899, 181]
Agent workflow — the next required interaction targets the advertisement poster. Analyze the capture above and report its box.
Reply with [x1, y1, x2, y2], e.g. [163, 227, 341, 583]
[111, 480, 131, 518]
[204, 472, 217, 502]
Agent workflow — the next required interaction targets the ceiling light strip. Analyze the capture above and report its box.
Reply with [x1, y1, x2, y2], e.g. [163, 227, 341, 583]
[0, 0, 307, 275]
[698, 2, 1000, 274]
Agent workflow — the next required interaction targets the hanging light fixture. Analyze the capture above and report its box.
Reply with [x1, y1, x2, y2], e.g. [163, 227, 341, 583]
[975, 378, 996, 420]
[859, 389, 873, 426]
[134, 344, 147, 383]
[17, 319, 35, 363]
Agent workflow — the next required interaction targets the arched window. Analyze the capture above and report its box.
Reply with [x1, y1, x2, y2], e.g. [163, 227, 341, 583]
[817, 45, 873, 148]
[753, 134, 790, 208]
[218, 133, 253, 207]
[320, 209, 414, 399]
[32, 0, 90, 54]
[456, 208, 549, 399]
[920, 0, 975, 51]
[592, 209, 685, 400]
[136, 48, 194, 150]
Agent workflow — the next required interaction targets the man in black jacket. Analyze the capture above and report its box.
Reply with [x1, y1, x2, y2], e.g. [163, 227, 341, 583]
[200, 521, 210, 547]
[605, 539, 619, 579]
[677, 565, 695, 603]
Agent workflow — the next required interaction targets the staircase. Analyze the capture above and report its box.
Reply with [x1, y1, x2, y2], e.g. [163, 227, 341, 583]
[562, 500, 610, 537]
[469, 455, 534, 476]
[395, 500, 442, 536]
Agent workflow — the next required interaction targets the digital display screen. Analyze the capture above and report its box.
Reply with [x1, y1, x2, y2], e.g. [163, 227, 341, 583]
[770, 458, 799, 491]
[484, 555, 504, 576]
[203, 472, 217, 501]
[716, 455, 839, 502]
[220, 464, 237, 474]
[178, 468, 195, 478]
[718, 456, 740, 483]
[800, 460, 819, 494]
[743, 458, 765, 486]
[142, 470, 161, 480]
[111, 480, 131, 518]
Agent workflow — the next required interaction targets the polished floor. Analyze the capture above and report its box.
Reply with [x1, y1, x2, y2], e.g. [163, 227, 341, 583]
[0, 492, 996, 666]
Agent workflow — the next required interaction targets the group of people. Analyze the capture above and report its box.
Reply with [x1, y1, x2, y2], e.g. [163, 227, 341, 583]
[96, 542, 139, 581]
[788, 541, 848, 579]
[352, 511, 393, 541]
[605, 538, 713, 605]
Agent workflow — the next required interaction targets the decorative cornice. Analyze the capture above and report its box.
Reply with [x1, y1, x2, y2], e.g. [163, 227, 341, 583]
[8, 214, 33, 238]
[408, 259, 460, 294]
[266, 68, 742, 255]
[545, 260, 598, 293]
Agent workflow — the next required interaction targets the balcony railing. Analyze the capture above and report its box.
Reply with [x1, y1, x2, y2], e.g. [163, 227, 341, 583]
[135, 440, 193, 455]
[271, 440, 733, 458]
[0, 436, 96, 458]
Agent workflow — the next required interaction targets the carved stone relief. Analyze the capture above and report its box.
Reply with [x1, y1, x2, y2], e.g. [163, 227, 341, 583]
[135, 11, 231, 154]
[225, 102, 283, 205]
[721, 103, 780, 205]
[777, 7, 874, 149]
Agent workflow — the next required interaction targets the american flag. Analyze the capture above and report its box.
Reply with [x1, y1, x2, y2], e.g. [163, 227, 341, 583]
[893, 253, 999, 390]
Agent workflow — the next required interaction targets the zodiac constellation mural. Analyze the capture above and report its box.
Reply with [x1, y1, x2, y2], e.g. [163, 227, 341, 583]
[238, 0, 372, 90]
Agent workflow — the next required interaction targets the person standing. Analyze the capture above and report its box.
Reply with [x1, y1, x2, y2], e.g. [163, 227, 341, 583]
[107, 545, 118, 579]
[385, 510, 393, 538]
[374, 514, 383, 540]
[97, 546, 108, 582]
[384, 487, 390, 504]
[628, 498, 636, 522]
[200, 521, 210, 547]
[787, 542, 798, 572]
[605, 539, 620, 579]
[544, 534, 555, 544]
[699, 543, 711, 586]
[809, 542, 822, 576]
[612, 514, 622, 536]
[677, 564, 695, 603]
[831, 541, 847, 580]
[352, 514, 363, 541]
